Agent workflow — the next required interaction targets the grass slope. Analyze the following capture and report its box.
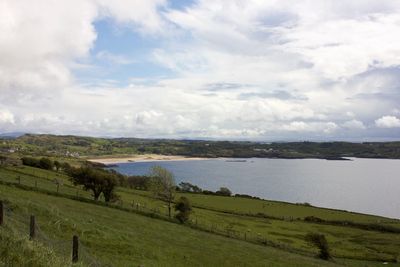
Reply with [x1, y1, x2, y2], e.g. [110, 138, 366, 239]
[0, 184, 340, 267]
[1, 165, 399, 266]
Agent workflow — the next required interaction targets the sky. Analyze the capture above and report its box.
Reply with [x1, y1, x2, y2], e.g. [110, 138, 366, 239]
[1, 0, 400, 141]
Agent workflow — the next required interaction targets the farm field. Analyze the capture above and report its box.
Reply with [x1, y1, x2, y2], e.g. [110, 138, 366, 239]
[1, 183, 343, 267]
[0, 165, 399, 266]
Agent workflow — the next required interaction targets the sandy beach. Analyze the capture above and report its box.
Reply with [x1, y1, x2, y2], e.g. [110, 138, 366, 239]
[86, 154, 211, 164]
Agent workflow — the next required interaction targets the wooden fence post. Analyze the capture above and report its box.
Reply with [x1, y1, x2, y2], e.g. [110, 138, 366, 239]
[0, 201, 4, 226]
[72, 235, 79, 263]
[29, 215, 36, 240]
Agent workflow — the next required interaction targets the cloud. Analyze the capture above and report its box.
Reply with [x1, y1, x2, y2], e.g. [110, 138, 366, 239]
[135, 110, 163, 126]
[342, 120, 366, 130]
[238, 90, 307, 101]
[0, 109, 14, 124]
[96, 0, 167, 34]
[0, 1, 400, 140]
[96, 51, 135, 65]
[375, 116, 400, 128]
[281, 121, 338, 134]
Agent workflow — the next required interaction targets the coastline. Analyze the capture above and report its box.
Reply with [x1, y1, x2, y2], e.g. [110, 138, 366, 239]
[86, 155, 352, 165]
[86, 154, 213, 164]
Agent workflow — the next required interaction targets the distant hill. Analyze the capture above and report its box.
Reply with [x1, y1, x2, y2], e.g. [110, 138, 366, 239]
[1, 133, 400, 159]
[0, 132, 26, 138]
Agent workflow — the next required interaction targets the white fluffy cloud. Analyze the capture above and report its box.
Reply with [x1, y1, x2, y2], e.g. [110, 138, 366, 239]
[0, 0, 400, 140]
[375, 116, 400, 128]
[0, 109, 14, 124]
[342, 120, 366, 130]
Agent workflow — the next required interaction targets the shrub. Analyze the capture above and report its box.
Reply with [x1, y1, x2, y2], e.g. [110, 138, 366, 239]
[234, 194, 260, 199]
[178, 182, 202, 193]
[174, 197, 192, 223]
[216, 187, 232, 196]
[39, 157, 54, 170]
[0, 155, 7, 165]
[21, 157, 40, 168]
[53, 160, 61, 171]
[21, 157, 54, 170]
[305, 233, 331, 260]
[127, 176, 150, 190]
[304, 216, 324, 223]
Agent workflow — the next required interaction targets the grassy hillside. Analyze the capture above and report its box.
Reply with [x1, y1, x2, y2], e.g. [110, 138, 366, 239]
[1, 165, 400, 266]
[0, 224, 72, 267]
[0, 184, 344, 267]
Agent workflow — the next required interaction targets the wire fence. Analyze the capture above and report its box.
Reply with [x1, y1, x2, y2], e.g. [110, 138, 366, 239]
[0, 172, 309, 258]
[0, 200, 105, 267]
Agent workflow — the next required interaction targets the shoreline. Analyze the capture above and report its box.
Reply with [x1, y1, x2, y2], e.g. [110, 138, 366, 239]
[86, 154, 213, 164]
[86, 155, 351, 165]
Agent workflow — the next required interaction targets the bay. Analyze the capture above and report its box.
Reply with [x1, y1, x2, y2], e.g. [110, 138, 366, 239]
[110, 158, 400, 219]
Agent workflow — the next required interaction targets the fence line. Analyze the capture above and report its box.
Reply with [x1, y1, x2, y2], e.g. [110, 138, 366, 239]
[0, 200, 104, 266]
[0, 175, 310, 257]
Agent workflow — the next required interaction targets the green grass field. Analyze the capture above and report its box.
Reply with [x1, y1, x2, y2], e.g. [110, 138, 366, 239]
[117, 188, 400, 262]
[1, 184, 345, 267]
[1, 165, 400, 266]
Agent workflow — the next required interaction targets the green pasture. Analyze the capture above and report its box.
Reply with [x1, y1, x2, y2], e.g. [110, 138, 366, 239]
[1, 165, 400, 266]
[0, 184, 342, 267]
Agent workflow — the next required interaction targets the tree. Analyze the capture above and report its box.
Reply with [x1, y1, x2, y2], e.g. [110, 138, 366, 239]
[68, 167, 104, 201]
[61, 162, 72, 172]
[101, 174, 118, 202]
[305, 233, 331, 260]
[39, 157, 54, 170]
[148, 166, 176, 218]
[21, 157, 40, 167]
[178, 182, 203, 193]
[179, 182, 192, 192]
[0, 155, 7, 166]
[216, 187, 232, 196]
[174, 197, 192, 223]
[67, 166, 118, 202]
[54, 160, 61, 172]
[127, 175, 150, 190]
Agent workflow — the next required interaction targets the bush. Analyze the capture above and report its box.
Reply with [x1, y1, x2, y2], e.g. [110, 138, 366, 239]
[216, 187, 232, 196]
[305, 233, 331, 260]
[0, 155, 7, 165]
[234, 194, 260, 199]
[178, 182, 202, 193]
[304, 216, 324, 223]
[39, 157, 54, 170]
[53, 161, 61, 171]
[21, 157, 54, 170]
[21, 157, 40, 168]
[174, 197, 192, 223]
[127, 176, 150, 190]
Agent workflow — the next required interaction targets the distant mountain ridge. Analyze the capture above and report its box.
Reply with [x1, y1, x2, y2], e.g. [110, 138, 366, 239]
[1, 133, 400, 159]
[0, 132, 26, 138]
